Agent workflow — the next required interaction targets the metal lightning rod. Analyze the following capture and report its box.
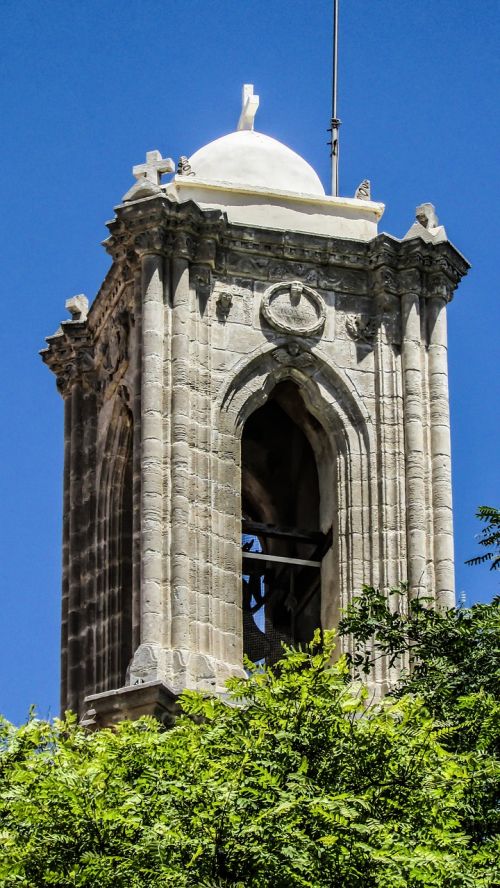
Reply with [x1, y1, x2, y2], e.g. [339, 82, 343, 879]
[329, 0, 341, 196]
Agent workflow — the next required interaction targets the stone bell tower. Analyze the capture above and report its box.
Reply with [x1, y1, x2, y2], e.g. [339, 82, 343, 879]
[42, 85, 469, 725]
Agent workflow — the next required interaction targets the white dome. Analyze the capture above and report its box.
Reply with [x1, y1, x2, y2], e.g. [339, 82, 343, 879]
[188, 130, 325, 196]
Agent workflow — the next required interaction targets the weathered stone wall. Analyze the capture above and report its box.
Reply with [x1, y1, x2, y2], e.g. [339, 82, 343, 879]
[42, 194, 468, 716]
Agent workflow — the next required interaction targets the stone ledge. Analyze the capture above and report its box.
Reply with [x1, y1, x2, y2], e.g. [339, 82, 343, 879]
[80, 681, 180, 730]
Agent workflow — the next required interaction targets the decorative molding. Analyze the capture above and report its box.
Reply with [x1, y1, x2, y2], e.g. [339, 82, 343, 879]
[269, 263, 318, 286]
[261, 280, 326, 337]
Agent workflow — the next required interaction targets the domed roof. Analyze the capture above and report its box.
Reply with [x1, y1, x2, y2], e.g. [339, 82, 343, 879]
[188, 129, 325, 197]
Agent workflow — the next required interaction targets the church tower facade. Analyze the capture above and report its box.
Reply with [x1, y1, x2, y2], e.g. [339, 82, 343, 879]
[42, 87, 468, 725]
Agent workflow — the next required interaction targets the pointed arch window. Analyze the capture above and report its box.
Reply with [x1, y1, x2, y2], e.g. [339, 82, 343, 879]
[241, 381, 331, 665]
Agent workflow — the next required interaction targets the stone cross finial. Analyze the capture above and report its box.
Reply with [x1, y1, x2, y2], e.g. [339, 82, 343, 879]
[132, 150, 175, 185]
[65, 294, 88, 321]
[237, 84, 259, 131]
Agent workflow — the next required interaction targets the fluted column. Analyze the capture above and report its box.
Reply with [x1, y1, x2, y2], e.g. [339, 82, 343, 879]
[139, 250, 165, 652]
[427, 277, 455, 608]
[132, 264, 143, 653]
[170, 254, 191, 678]
[400, 271, 427, 598]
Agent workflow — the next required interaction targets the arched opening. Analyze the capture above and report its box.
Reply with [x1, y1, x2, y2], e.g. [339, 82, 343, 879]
[241, 380, 330, 665]
[96, 400, 134, 692]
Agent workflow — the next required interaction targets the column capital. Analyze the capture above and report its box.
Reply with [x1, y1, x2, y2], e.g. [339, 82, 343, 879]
[41, 314, 96, 399]
[399, 267, 423, 298]
[425, 271, 454, 304]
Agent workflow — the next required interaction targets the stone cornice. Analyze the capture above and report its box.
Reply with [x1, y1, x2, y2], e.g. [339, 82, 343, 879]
[41, 318, 95, 398]
[368, 233, 470, 304]
[103, 194, 225, 266]
[103, 197, 469, 300]
[41, 273, 135, 400]
[42, 201, 471, 395]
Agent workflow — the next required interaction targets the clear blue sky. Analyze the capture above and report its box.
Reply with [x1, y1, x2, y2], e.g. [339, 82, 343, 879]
[0, 0, 498, 724]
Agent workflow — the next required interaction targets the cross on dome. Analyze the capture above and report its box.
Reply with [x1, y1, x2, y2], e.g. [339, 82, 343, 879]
[237, 84, 259, 132]
[133, 149, 175, 185]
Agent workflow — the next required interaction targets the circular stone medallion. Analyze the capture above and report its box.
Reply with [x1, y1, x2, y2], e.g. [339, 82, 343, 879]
[261, 281, 326, 336]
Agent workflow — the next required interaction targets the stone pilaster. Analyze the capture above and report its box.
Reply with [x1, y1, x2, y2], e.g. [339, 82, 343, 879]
[128, 240, 166, 682]
[81, 387, 98, 700]
[371, 264, 404, 592]
[67, 381, 84, 712]
[169, 252, 191, 686]
[400, 269, 427, 599]
[131, 263, 143, 653]
[427, 274, 455, 608]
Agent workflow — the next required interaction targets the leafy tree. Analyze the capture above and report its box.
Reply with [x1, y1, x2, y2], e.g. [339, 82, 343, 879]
[338, 587, 500, 731]
[0, 629, 498, 887]
[465, 506, 500, 572]
[339, 588, 500, 846]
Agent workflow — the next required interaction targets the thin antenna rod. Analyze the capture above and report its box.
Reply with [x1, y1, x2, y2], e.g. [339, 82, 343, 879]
[329, 0, 341, 196]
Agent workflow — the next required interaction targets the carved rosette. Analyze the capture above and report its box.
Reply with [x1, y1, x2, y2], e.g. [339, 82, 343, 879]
[261, 281, 326, 337]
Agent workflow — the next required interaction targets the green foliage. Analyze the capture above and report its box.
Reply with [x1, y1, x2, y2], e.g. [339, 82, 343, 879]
[339, 588, 500, 851]
[0, 629, 499, 887]
[338, 587, 500, 723]
[465, 506, 500, 571]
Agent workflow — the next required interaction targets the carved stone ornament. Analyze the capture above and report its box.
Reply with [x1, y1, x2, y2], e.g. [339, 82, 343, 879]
[216, 289, 233, 319]
[190, 265, 211, 297]
[95, 306, 133, 401]
[272, 342, 315, 368]
[261, 281, 326, 336]
[345, 314, 378, 343]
